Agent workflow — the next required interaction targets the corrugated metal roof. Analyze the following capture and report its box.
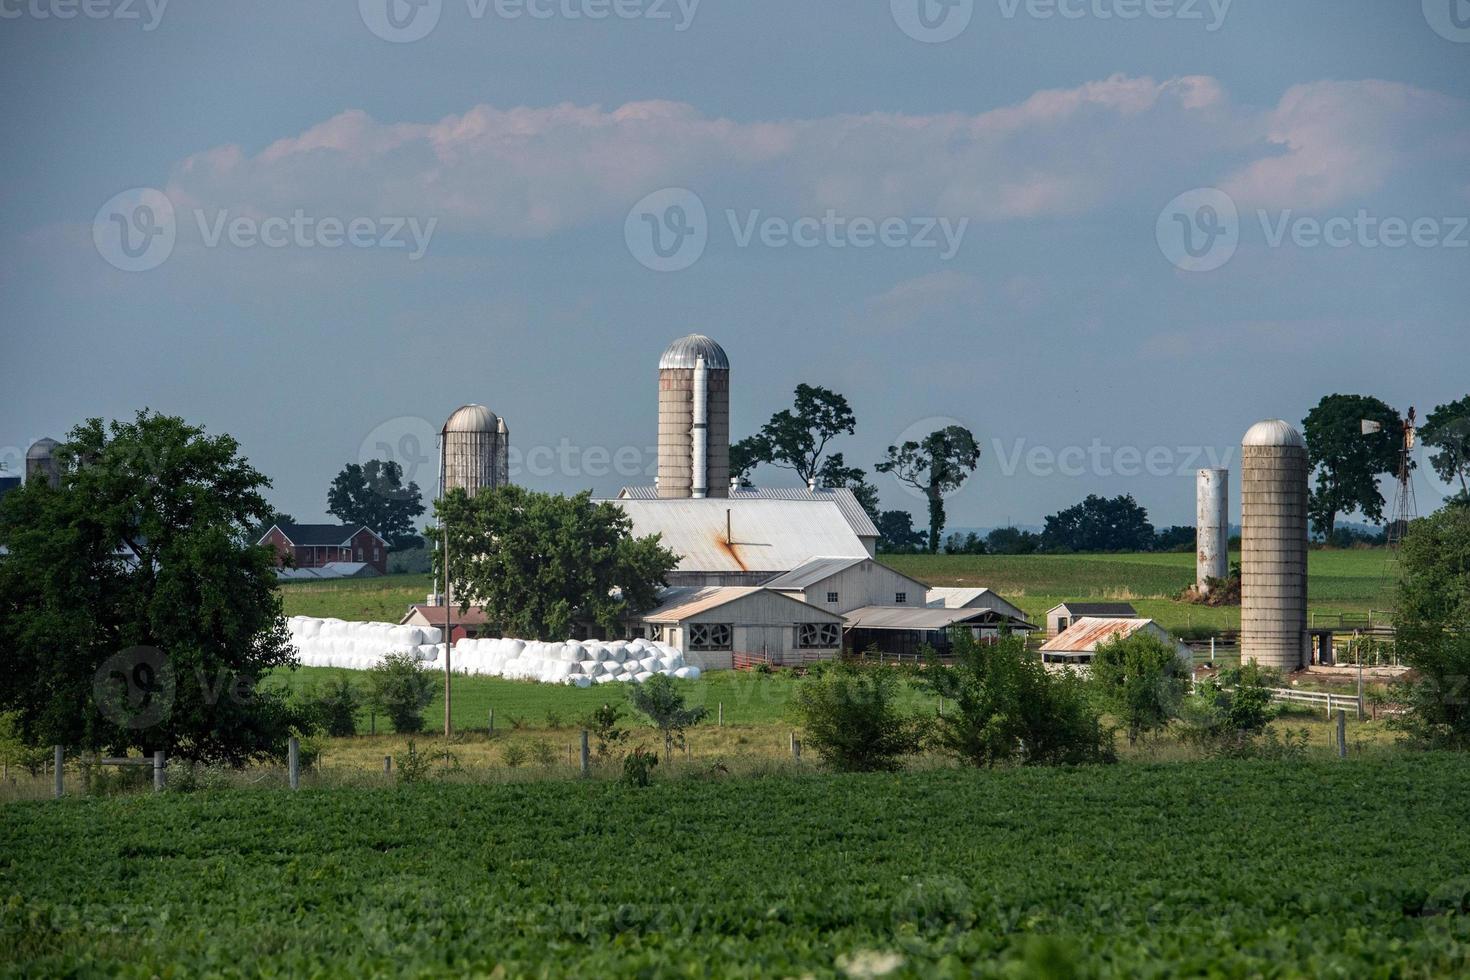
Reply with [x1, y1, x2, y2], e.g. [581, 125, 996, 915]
[607, 498, 868, 574]
[619, 485, 879, 540]
[1040, 617, 1159, 653]
[762, 556, 870, 590]
[641, 586, 843, 623]
[844, 605, 1005, 630]
[926, 587, 1031, 623]
[443, 404, 499, 434]
[1047, 601, 1138, 617]
[659, 334, 730, 370]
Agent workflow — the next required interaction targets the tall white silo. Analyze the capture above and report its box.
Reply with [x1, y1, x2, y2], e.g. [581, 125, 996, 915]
[657, 334, 730, 499]
[1196, 468, 1229, 593]
[1240, 420, 1309, 671]
[440, 405, 503, 499]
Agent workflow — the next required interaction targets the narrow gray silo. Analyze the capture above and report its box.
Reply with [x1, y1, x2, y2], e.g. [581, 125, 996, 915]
[440, 405, 502, 498]
[1196, 468, 1229, 593]
[25, 438, 60, 489]
[494, 417, 510, 488]
[1240, 420, 1309, 671]
[657, 334, 730, 499]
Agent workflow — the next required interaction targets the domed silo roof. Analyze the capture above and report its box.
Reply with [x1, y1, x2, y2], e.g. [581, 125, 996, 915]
[442, 405, 499, 434]
[659, 334, 730, 371]
[26, 438, 58, 460]
[1243, 419, 1306, 449]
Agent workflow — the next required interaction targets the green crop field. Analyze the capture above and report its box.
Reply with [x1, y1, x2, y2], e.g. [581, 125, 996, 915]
[6, 756, 1470, 976]
[277, 550, 1401, 635]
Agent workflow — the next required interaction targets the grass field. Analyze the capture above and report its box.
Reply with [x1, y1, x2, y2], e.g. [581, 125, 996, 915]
[278, 549, 1402, 634]
[6, 756, 1470, 976]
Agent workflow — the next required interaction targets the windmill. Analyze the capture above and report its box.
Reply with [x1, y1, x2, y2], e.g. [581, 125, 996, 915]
[1363, 407, 1418, 549]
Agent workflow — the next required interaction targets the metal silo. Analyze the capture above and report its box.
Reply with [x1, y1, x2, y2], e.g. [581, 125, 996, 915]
[440, 405, 503, 498]
[494, 416, 510, 488]
[657, 334, 730, 499]
[25, 438, 60, 488]
[1240, 420, 1309, 671]
[1196, 468, 1229, 593]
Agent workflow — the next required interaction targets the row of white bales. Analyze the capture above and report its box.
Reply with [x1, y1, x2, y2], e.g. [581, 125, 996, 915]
[286, 616, 701, 687]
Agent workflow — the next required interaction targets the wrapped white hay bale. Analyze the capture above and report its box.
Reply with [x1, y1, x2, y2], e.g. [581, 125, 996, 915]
[572, 675, 593, 688]
[632, 671, 654, 684]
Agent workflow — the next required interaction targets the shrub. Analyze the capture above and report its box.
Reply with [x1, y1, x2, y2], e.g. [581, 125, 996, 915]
[366, 652, 435, 734]
[543, 709, 564, 730]
[396, 741, 434, 784]
[928, 632, 1114, 767]
[622, 746, 658, 787]
[298, 676, 362, 737]
[1390, 632, 1470, 749]
[1089, 632, 1191, 745]
[628, 674, 708, 762]
[1179, 666, 1279, 755]
[530, 739, 557, 768]
[793, 664, 923, 772]
[501, 742, 528, 769]
[583, 703, 628, 761]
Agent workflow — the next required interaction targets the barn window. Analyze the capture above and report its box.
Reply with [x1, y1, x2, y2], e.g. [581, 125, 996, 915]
[894, 592, 907, 604]
[689, 623, 732, 651]
[797, 623, 841, 648]
[826, 591, 839, 604]
[356, 548, 364, 561]
[373, 547, 381, 562]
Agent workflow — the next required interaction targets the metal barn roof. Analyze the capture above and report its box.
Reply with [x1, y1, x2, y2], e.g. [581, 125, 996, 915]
[926, 587, 1031, 623]
[843, 605, 1031, 631]
[1040, 617, 1162, 653]
[1046, 601, 1138, 617]
[762, 556, 871, 590]
[641, 586, 844, 624]
[608, 498, 869, 575]
[619, 485, 880, 540]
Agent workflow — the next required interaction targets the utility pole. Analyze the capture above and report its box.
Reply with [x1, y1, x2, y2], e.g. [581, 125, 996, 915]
[443, 513, 453, 738]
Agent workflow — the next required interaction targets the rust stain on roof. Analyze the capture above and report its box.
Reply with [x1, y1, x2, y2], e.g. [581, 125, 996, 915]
[1041, 617, 1154, 653]
[711, 531, 748, 571]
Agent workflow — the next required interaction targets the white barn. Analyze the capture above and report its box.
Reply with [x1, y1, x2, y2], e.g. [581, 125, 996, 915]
[637, 586, 846, 669]
[763, 556, 930, 615]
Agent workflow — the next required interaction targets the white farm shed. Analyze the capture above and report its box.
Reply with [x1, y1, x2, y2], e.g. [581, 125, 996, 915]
[763, 556, 930, 615]
[926, 587, 1032, 625]
[607, 497, 870, 587]
[637, 586, 846, 669]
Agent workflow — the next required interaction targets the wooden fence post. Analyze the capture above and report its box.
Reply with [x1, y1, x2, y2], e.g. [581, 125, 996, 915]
[384, 755, 392, 776]
[288, 737, 300, 791]
[1336, 711, 1347, 759]
[488, 708, 494, 734]
[717, 702, 723, 727]
[53, 746, 63, 799]
[580, 730, 590, 776]
[789, 732, 801, 761]
[1357, 665, 1365, 721]
[153, 751, 165, 793]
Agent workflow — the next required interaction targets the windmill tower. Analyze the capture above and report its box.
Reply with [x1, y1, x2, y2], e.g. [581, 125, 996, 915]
[1364, 408, 1418, 549]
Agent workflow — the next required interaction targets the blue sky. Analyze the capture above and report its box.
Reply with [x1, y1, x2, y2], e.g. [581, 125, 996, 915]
[2, 1, 1468, 528]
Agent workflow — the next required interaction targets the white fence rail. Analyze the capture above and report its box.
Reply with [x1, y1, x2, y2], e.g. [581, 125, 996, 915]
[1264, 687, 1363, 718]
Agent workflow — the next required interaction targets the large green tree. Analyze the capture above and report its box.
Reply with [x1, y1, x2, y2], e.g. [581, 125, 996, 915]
[876, 425, 981, 554]
[1420, 396, 1470, 505]
[1390, 507, 1470, 748]
[734, 383, 857, 485]
[436, 486, 678, 639]
[874, 509, 926, 553]
[327, 459, 426, 550]
[1302, 394, 1402, 537]
[1041, 494, 1155, 553]
[0, 411, 299, 763]
[1089, 631, 1190, 746]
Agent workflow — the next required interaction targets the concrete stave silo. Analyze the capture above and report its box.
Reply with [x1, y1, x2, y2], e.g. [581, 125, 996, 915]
[441, 405, 507, 499]
[1196, 468, 1229, 594]
[1240, 420, 1309, 671]
[25, 438, 60, 489]
[657, 334, 730, 499]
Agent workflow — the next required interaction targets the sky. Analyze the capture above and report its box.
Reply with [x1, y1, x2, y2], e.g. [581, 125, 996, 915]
[2, 1, 1468, 529]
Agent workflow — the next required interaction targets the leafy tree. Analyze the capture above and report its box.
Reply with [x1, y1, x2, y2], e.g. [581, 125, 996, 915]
[926, 632, 1114, 767]
[0, 410, 300, 764]
[943, 532, 986, 555]
[815, 453, 881, 522]
[327, 459, 426, 550]
[1394, 505, 1470, 633]
[1089, 632, 1190, 745]
[736, 384, 857, 485]
[582, 703, 628, 761]
[627, 674, 708, 763]
[876, 426, 981, 554]
[1041, 494, 1154, 553]
[366, 652, 435, 734]
[1154, 525, 1196, 552]
[875, 509, 926, 553]
[1302, 394, 1401, 538]
[985, 526, 1041, 555]
[298, 675, 362, 737]
[1420, 396, 1470, 503]
[437, 486, 678, 640]
[794, 665, 923, 772]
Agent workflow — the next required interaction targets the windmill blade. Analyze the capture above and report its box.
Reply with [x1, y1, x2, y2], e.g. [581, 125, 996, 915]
[1360, 419, 1383, 435]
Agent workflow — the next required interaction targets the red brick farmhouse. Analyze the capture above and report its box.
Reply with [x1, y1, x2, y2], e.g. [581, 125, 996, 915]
[257, 522, 390, 575]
